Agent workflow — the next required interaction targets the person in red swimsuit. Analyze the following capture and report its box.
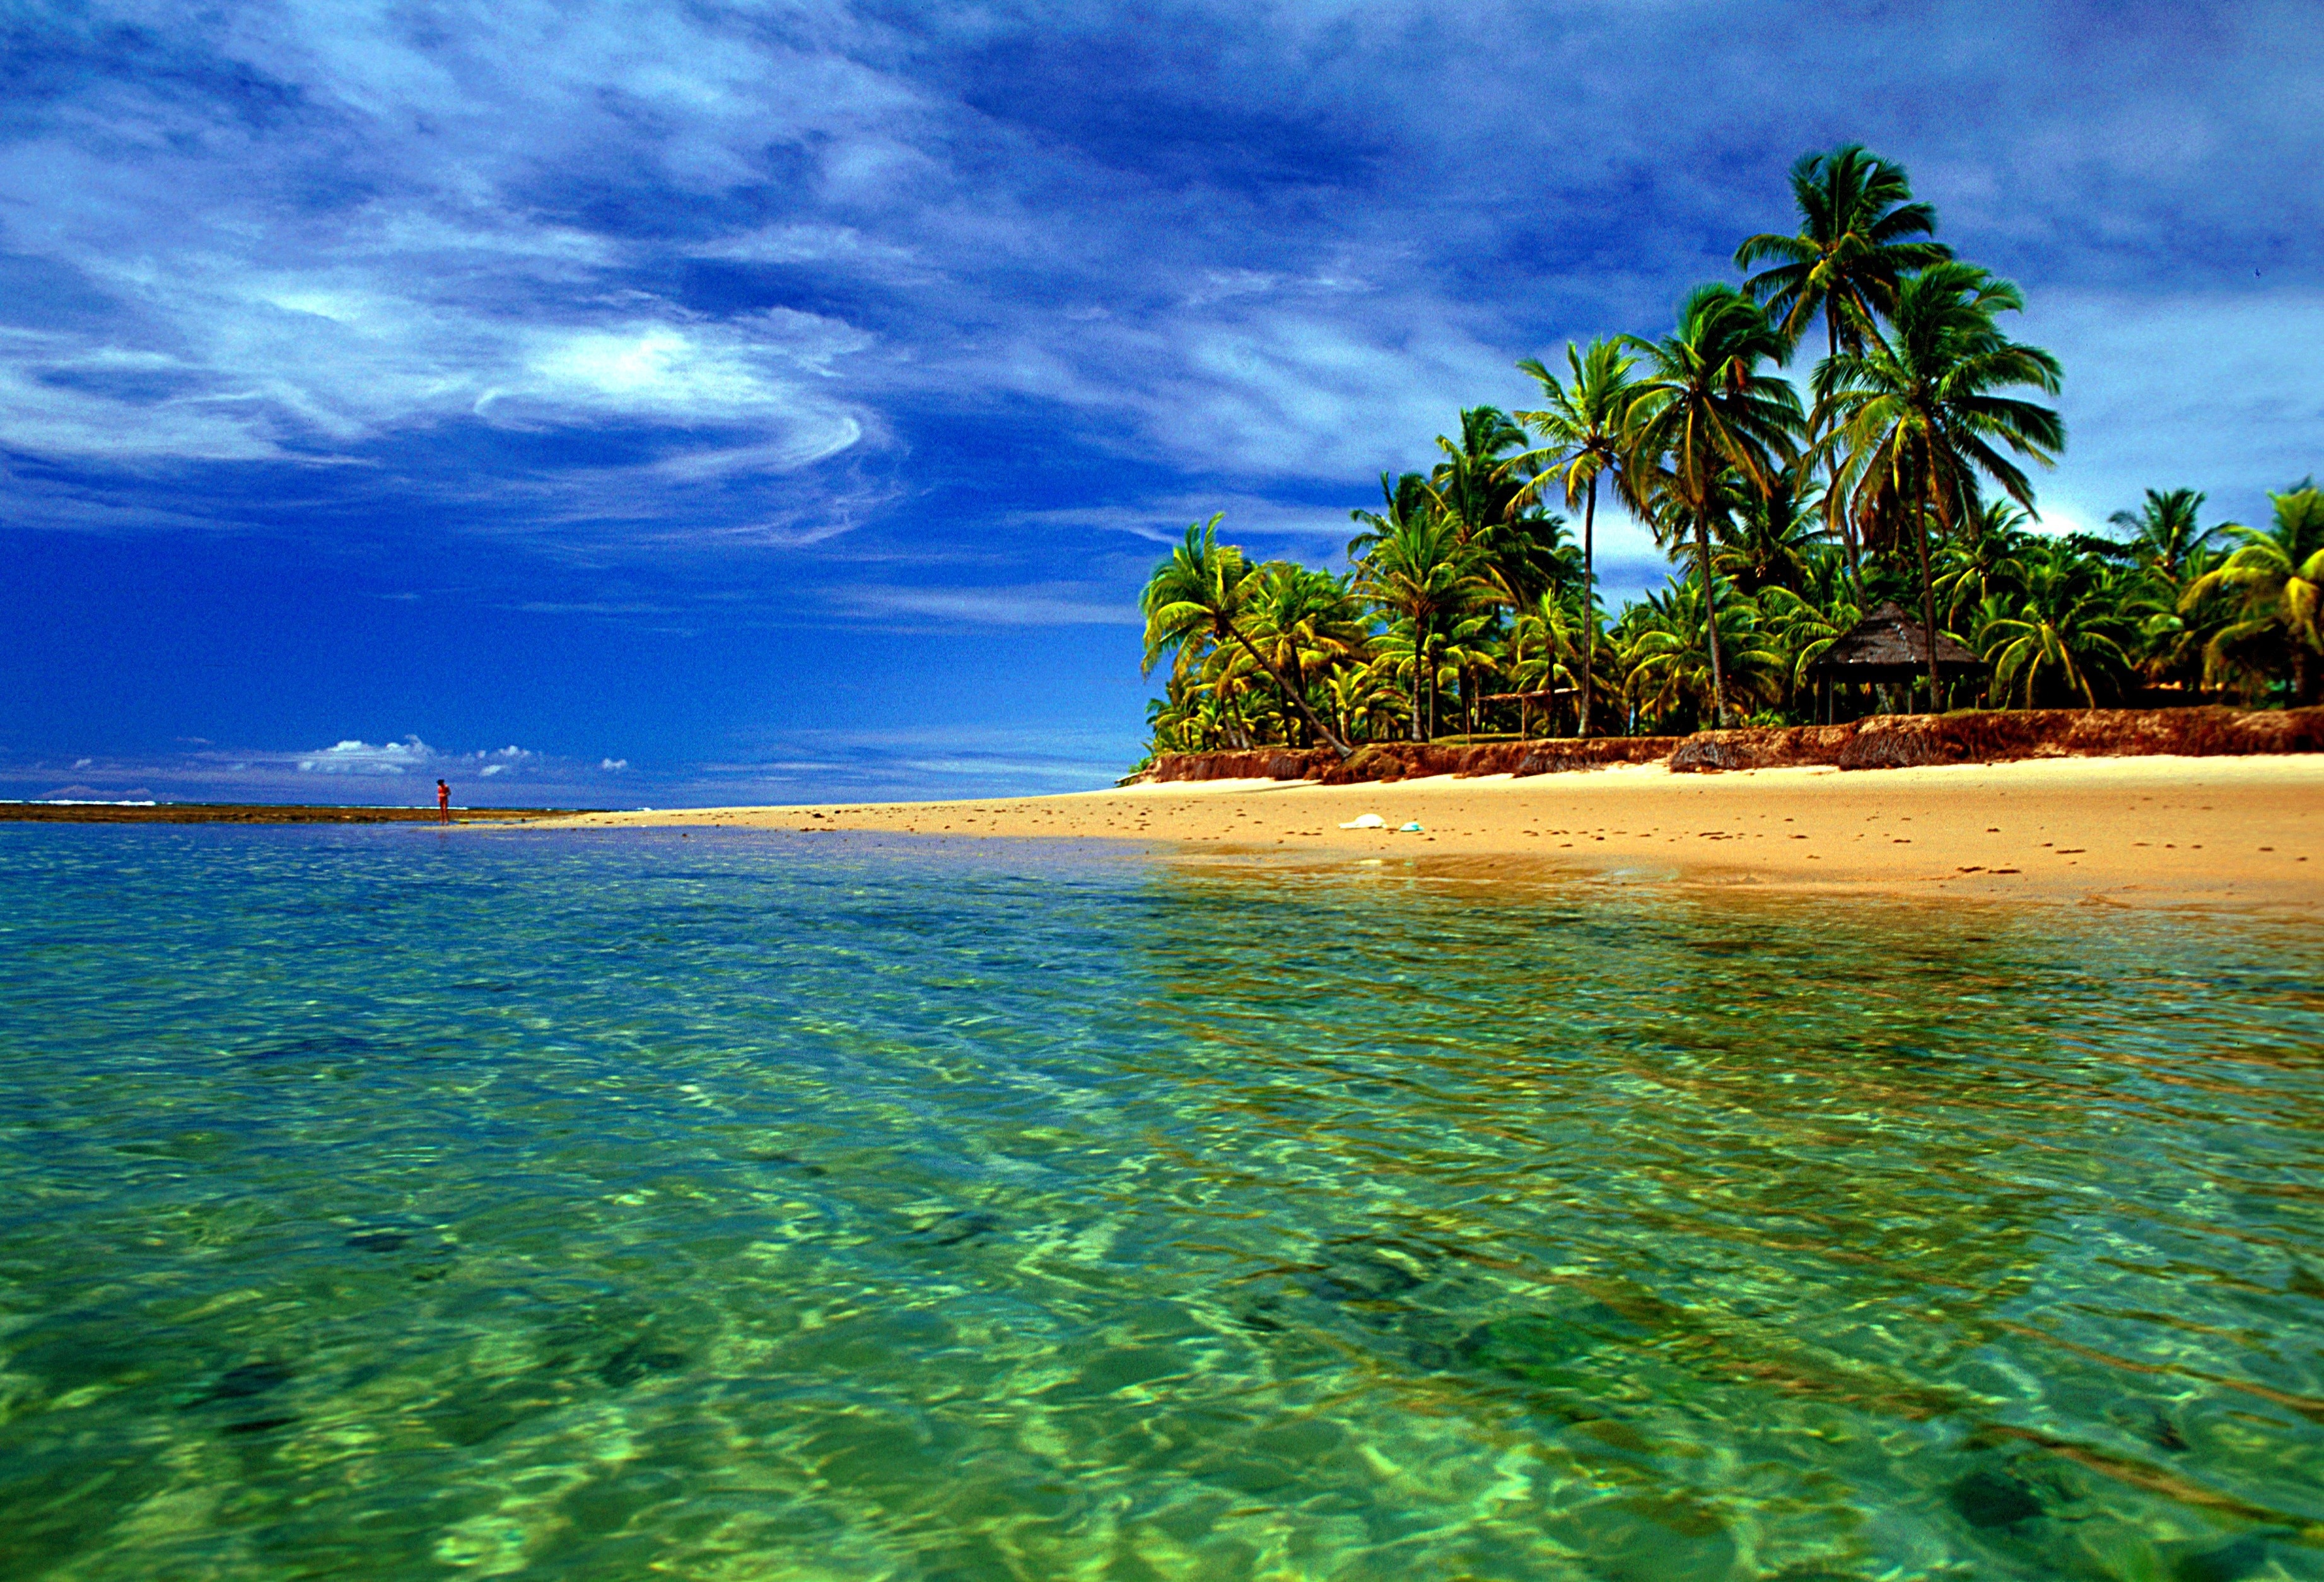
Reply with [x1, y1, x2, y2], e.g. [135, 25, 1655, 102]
[436, 779, 450, 824]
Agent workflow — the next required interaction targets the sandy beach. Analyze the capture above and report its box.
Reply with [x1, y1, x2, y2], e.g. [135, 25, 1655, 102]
[559, 754, 2323, 913]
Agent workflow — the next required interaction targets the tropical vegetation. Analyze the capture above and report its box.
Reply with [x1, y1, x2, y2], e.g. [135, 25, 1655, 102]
[1139, 144, 2320, 761]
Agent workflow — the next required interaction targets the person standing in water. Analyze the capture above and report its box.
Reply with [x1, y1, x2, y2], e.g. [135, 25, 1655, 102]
[436, 779, 450, 824]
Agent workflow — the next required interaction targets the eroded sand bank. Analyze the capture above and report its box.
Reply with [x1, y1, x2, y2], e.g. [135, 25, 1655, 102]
[556, 755, 2323, 911]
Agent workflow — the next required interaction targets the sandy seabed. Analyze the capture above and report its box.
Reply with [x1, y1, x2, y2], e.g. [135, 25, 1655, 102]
[556, 755, 2323, 914]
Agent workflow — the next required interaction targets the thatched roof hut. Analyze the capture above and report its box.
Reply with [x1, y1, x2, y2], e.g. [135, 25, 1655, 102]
[1806, 602, 1987, 684]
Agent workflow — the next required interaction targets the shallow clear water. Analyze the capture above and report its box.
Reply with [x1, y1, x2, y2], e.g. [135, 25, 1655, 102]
[1, 825, 2320, 1581]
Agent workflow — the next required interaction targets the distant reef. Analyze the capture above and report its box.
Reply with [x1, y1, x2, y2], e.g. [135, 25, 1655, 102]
[1136, 705, 2324, 785]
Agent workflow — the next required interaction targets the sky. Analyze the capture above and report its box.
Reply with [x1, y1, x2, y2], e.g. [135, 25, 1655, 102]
[3, 0, 2319, 807]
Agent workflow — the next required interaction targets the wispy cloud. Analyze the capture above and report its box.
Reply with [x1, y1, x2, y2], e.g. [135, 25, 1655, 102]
[5, 0, 2315, 555]
[827, 582, 1138, 627]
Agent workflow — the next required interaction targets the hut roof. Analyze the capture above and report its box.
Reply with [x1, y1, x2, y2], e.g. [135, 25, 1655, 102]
[1807, 602, 1987, 679]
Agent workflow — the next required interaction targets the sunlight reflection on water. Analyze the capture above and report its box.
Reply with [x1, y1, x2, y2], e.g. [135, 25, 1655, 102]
[1, 825, 2319, 1580]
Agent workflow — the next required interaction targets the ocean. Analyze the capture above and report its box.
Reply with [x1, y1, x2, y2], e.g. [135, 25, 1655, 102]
[2, 824, 2318, 1580]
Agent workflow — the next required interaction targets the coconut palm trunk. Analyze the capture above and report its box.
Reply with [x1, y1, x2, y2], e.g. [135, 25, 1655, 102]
[1579, 479, 1597, 735]
[1915, 462, 1944, 713]
[1824, 307, 1866, 597]
[1409, 619, 1427, 742]
[1229, 632, 1347, 758]
[1514, 629, 1529, 740]
[1693, 507, 1732, 726]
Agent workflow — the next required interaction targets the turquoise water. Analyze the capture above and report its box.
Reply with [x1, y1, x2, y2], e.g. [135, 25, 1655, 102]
[2, 826, 2320, 1581]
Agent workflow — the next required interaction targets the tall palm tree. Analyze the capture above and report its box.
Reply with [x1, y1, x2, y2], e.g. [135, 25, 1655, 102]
[1736, 144, 1953, 358]
[1140, 517, 1352, 757]
[1620, 283, 1804, 726]
[1737, 144, 1952, 587]
[1818, 262, 2064, 711]
[1514, 337, 1637, 735]
[2181, 481, 2324, 705]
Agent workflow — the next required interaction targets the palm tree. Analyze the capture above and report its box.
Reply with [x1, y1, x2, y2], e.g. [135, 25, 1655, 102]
[1759, 567, 1862, 710]
[1713, 462, 1823, 595]
[1346, 470, 1437, 562]
[1978, 544, 2138, 708]
[2181, 481, 2324, 705]
[1737, 144, 1953, 590]
[1514, 337, 1637, 735]
[1620, 283, 1804, 727]
[1355, 509, 1488, 741]
[1242, 563, 1367, 746]
[1437, 609, 1502, 738]
[1140, 517, 1352, 757]
[1510, 588, 1585, 735]
[1429, 406, 1532, 546]
[1324, 663, 1403, 746]
[1818, 262, 2064, 712]
[1736, 144, 1953, 360]
[2108, 488, 2220, 582]
[1932, 502, 2033, 631]
[1620, 574, 1784, 732]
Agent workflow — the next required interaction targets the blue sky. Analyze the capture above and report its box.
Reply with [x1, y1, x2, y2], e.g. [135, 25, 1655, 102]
[4, 1, 2318, 806]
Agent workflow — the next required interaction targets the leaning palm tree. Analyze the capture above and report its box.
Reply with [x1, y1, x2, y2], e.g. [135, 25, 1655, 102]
[1818, 262, 2064, 711]
[1514, 337, 1637, 735]
[2181, 481, 2324, 705]
[1140, 517, 1352, 757]
[1620, 284, 1804, 726]
[1737, 144, 1952, 587]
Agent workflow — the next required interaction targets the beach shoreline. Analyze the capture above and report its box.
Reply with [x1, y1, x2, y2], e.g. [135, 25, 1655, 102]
[554, 753, 2323, 914]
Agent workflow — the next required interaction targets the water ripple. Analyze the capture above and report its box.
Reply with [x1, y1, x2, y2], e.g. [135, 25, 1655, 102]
[0, 825, 2318, 1580]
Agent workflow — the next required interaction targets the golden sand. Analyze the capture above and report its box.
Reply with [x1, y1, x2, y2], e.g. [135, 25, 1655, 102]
[558, 754, 2323, 912]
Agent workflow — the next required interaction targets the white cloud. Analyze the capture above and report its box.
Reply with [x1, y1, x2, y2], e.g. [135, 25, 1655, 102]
[297, 737, 435, 775]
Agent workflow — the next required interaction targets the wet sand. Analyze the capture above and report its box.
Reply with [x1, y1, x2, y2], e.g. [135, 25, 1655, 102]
[557, 755, 2323, 912]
